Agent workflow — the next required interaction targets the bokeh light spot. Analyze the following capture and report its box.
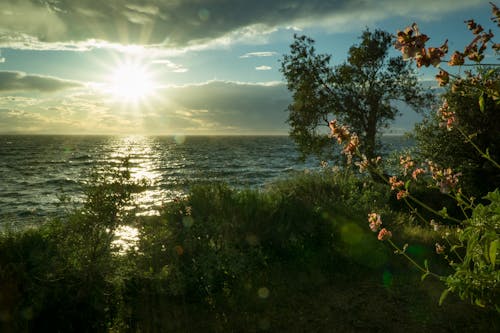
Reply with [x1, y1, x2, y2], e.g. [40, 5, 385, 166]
[257, 287, 270, 299]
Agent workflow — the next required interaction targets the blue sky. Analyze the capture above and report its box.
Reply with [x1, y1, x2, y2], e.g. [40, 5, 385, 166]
[0, 0, 495, 135]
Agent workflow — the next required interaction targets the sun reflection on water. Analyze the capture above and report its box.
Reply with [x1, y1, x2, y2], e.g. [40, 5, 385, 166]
[110, 135, 167, 217]
[108, 136, 165, 252]
[112, 225, 140, 255]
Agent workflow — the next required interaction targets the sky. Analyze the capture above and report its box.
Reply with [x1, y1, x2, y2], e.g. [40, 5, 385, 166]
[0, 0, 496, 135]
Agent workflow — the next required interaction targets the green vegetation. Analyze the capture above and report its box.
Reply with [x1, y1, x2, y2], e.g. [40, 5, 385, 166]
[1, 167, 498, 332]
[415, 67, 500, 198]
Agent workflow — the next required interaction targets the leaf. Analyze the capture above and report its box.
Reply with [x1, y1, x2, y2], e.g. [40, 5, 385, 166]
[421, 272, 429, 281]
[490, 240, 499, 268]
[479, 93, 485, 113]
[439, 288, 451, 306]
[405, 180, 411, 190]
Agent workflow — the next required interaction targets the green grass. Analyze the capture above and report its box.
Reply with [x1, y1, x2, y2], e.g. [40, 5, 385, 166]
[0, 169, 498, 332]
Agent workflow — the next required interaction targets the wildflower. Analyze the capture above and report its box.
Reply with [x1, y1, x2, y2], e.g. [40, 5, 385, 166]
[400, 155, 414, 175]
[355, 155, 370, 173]
[412, 168, 425, 180]
[435, 243, 446, 255]
[448, 51, 465, 66]
[437, 100, 456, 130]
[389, 176, 404, 191]
[438, 168, 462, 194]
[342, 133, 359, 164]
[368, 213, 382, 232]
[436, 70, 450, 86]
[493, 2, 500, 27]
[430, 219, 440, 231]
[320, 160, 329, 168]
[378, 228, 392, 241]
[428, 161, 461, 193]
[185, 206, 192, 216]
[395, 23, 429, 61]
[329, 120, 350, 144]
[427, 40, 448, 67]
[396, 190, 409, 200]
[465, 20, 484, 35]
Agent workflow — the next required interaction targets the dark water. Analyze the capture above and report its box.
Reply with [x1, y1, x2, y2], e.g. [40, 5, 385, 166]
[0, 135, 413, 224]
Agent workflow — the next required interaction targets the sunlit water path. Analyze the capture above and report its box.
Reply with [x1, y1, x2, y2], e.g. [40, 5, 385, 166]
[0, 135, 413, 226]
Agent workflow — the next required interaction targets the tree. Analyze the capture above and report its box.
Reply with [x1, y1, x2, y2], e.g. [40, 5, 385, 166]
[280, 29, 432, 162]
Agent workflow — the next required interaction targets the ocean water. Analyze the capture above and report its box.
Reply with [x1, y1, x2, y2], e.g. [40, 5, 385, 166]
[0, 135, 413, 224]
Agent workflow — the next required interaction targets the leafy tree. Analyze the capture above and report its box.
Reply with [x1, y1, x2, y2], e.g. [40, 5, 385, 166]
[280, 29, 432, 161]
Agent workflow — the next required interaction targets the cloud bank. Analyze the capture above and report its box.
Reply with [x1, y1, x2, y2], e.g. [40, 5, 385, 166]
[0, 0, 485, 50]
[0, 71, 82, 92]
[0, 80, 292, 134]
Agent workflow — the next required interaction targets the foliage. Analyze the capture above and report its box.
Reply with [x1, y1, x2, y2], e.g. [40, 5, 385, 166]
[280, 29, 432, 161]
[326, 3, 500, 312]
[0, 158, 145, 332]
[415, 67, 500, 197]
[2, 166, 499, 331]
[444, 190, 500, 310]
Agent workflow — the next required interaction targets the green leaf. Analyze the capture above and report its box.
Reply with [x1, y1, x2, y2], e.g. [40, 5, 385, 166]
[421, 272, 429, 281]
[405, 180, 411, 190]
[479, 93, 485, 113]
[439, 288, 451, 306]
[490, 240, 499, 268]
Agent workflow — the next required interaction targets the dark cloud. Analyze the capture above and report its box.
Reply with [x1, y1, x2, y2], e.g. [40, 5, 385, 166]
[156, 80, 292, 133]
[0, 0, 483, 49]
[0, 71, 82, 92]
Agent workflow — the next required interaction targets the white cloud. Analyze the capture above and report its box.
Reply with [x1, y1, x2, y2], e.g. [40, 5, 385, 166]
[256, 66, 272, 71]
[151, 59, 188, 73]
[240, 51, 278, 58]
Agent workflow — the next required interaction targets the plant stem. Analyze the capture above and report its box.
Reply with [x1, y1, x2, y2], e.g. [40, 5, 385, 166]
[457, 127, 500, 169]
[387, 239, 442, 279]
[407, 195, 462, 224]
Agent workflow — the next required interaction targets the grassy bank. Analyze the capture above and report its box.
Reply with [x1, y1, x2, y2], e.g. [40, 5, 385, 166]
[0, 170, 498, 332]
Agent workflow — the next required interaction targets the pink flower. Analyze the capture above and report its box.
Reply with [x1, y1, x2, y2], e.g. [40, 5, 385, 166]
[342, 134, 359, 164]
[438, 100, 457, 131]
[368, 213, 382, 232]
[377, 228, 392, 241]
[412, 168, 425, 180]
[448, 51, 465, 66]
[436, 70, 450, 86]
[399, 155, 414, 175]
[396, 190, 409, 200]
[389, 176, 404, 191]
[355, 155, 369, 173]
[329, 119, 350, 144]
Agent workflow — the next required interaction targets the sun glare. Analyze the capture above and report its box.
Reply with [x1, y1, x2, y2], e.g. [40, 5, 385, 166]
[106, 60, 157, 104]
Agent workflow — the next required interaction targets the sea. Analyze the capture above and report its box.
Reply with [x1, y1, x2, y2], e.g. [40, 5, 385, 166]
[0, 135, 413, 226]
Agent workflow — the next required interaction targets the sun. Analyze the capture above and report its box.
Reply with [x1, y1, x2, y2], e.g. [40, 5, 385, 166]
[106, 60, 157, 104]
